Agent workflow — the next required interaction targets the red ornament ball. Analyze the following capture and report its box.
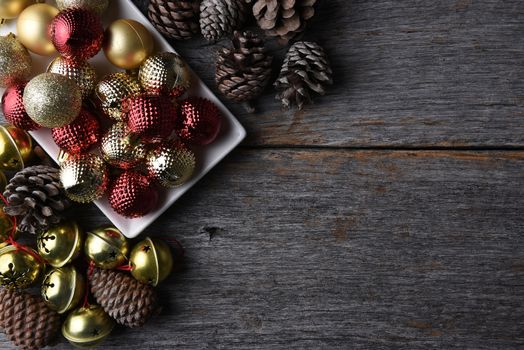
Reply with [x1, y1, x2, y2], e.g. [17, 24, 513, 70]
[49, 8, 104, 61]
[108, 171, 159, 218]
[1, 83, 40, 131]
[176, 97, 221, 145]
[52, 108, 101, 154]
[123, 94, 177, 142]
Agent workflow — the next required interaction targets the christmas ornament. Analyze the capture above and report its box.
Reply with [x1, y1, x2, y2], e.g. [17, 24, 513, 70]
[147, 141, 195, 188]
[0, 33, 31, 87]
[103, 19, 154, 69]
[52, 108, 101, 154]
[84, 226, 129, 269]
[0, 124, 33, 171]
[23, 72, 82, 128]
[2, 83, 41, 131]
[216, 30, 273, 112]
[252, 0, 317, 44]
[47, 56, 97, 99]
[176, 97, 222, 145]
[0, 209, 14, 249]
[16, 3, 59, 56]
[129, 237, 173, 286]
[123, 94, 178, 142]
[60, 153, 109, 203]
[100, 122, 147, 169]
[108, 171, 159, 218]
[0, 287, 61, 350]
[37, 220, 83, 267]
[90, 267, 158, 328]
[0, 0, 35, 20]
[275, 41, 333, 109]
[50, 8, 104, 61]
[95, 72, 142, 121]
[200, 0, 248, 41]
[148, 0, 200, 41]
[139, 52, 192, 98]
[56, 0, 109, 16]
[0, 245, 44, 289]
[62, 305, 115, 348]
[41, 265, 85, 314]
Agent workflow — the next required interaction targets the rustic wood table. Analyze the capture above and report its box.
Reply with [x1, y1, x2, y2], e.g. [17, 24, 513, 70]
[1, 0, 523, 349]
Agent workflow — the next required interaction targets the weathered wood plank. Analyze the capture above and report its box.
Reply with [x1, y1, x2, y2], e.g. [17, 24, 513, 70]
[1, 149, 522, 349]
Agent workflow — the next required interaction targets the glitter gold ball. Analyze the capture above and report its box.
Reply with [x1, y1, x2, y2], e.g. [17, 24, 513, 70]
[23, 72, 82, 128]
[139, 52, 192, 98]
[0, 0, 36, 19]
[95, 72, 142, 121]
[0, 34, 32, 88]
[100, 122, 147, 169]
[16, 3, 59, 56]
[47, 56, 97, 99]
[55, 0, 109, 16]
[147, 141, 195, 188]
[60, 153, 109, 203]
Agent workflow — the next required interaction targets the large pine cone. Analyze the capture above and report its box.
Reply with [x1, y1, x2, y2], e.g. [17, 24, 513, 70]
[200, 0, 249, 41]
[274, 41, 333, 109]
[3, 165, 71, 235]
[252, 0, 317, 43]
[148, 0, 201, 40]
[90, 268, 158, 328]
[216, 30, 273, 112]
[0, 288, 61, 350]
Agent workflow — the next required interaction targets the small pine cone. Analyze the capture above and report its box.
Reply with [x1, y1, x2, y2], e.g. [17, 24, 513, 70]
[2, 165, 71, 235]
[216, 30, 273, 112]
[274, 41, 333, 109]
[148, 0, 201, 40]
[90, 268, 158, 328]
[200, 0, 249, 41]
[0, 288, 61, 350]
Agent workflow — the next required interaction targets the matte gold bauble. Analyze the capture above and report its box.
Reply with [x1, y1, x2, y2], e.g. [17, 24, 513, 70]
[42, 265, 85, 314]
[16, 3, 59, 56]
[0, 33, 32, 87]
[103, 19, 154, 69]
[0, 124, 33, 171]
[62, 305, 115, 348]
[37, 221, 83, 268]
[130, 237, 173, 286]
[0, 245, 44, 289]
[56, 0, 108, 16]
[47, 56, 97, 99]
[85, 226, 129, 269]
[0, 0, 36, 19]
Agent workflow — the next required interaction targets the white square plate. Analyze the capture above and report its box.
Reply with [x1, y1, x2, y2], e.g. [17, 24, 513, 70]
[0, 0, 246, 238]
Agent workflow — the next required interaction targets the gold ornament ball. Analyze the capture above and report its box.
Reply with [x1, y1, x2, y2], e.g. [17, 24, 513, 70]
[139, 52, 192, 97]
[101, 122, 147, 169]
[0, 124, 33, 171]
[37, 221, 83, 268]
[0, 0, 36, 19]
[62, 305, 115, 348]
[23, 72, 82, 128]
[60, 153, 109, 203]
[47, 56, 97, 99]
[0, 33, 32, 87]
[55, 0, 109, 16]
[42, 265, 85, 314]
[85, 226, 129, 269]
[147, 142, 196, 188]
[16, 3, 59, 56]
[103, 19, 154, 70]
[95, 72, 142, 121]
[0, 245, 44, 289]
[130, 237, 173, 286]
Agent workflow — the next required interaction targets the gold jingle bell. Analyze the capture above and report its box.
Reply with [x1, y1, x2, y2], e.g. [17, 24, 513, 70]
[130, 237, 173, 286]
[0, 244, 43, 289]
[85, 226, 129, 269]
[62, 304, 115, 348]
[37, 221, 83, 268]
[42, 265, 85, 314]
[0, 0, 36, 20]
[0, 124, 33, 171]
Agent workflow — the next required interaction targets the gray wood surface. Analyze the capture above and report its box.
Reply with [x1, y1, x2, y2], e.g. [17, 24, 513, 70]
[1, 0, 524, 349]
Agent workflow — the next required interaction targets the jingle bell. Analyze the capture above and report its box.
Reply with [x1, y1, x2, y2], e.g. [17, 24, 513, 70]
[41, 265, 85, 314]
[62, 304, 115, 348]
[37, 221, 83, 267]
[85, 226, 129, 269]
[0, 244, 43, 289]
[0, 124, 33, 171]
[130, 237, 173, 286]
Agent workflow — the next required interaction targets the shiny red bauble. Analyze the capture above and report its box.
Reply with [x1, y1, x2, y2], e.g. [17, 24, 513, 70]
[108, 171, 159, 218]
[1, 83, 40, 130]
[52, 108, 101, 154]
[176, 97, 221, 145]
[49, 8, 104, 61]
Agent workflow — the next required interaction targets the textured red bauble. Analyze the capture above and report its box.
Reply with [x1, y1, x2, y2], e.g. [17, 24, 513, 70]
[108, 171, 159, 218]
[176, 97, 222, 145]
[52, 108, 101, 154]
[1, 83, 40, 131]
[123, 94, 177, 142]
[49, 8, 104, 61]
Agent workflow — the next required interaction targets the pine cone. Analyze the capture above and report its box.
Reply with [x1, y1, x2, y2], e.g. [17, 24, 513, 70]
[148, 0, 201, 40]
[252, 0, 317, 43]
[200, 0, 249, 41]
[3, 165, 71, 235]
[0, 288, 61, 350]
[90, 268, 158, 328]
[216, 30, 273, 112]
[274, 41, 333, 109]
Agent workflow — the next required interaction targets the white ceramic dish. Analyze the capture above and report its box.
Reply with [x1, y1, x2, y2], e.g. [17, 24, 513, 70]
[0, 0, 246, 238]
